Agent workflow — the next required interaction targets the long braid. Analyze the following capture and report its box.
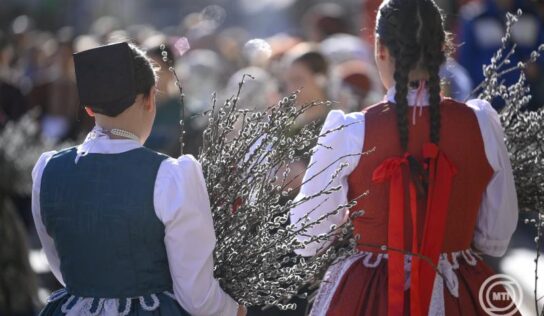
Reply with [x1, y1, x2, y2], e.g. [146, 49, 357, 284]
[419, 0, 447, 145]
[428, 64, 442, 144]
[393, 59, 411, 151]
[380, 0, 422, 152]
[377, 0, 448, 151]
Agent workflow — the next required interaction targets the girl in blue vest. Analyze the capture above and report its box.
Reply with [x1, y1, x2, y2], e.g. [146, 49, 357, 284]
[32, 42, 246, 316]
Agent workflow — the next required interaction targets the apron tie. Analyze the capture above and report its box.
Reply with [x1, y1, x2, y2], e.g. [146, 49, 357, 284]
[372, 143, 457, 316]
[372, 154, 410, 316]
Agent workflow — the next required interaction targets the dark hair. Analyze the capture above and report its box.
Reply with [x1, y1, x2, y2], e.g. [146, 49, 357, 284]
[307, 3, 350, 39]
[376, 0, 450, 151]
[128, 44, 158, 98]
[293, 51, 328, 75]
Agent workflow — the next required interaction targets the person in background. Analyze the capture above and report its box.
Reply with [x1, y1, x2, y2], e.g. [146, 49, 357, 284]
[144, 38, 184, 157]
[0, 77, 27, 129]
[176, 49, 227, 156]
[331, 59, 384, 112]
[27, 29, 88, 143]
[457, 0, 544, 109]
[0, 32, 27, 129]
[302, 3, 352, 43]
[439, 57, 473, 101]
[280, 46, 331, 193]
[284, 45, 330, 127]
[225, 67, 279, 112]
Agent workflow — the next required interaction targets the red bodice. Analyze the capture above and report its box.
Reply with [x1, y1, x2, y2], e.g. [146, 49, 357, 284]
[348, 99, 493, 253]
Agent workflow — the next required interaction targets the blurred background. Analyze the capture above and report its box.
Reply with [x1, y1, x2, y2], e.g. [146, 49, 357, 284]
[0, 0, 543, 315]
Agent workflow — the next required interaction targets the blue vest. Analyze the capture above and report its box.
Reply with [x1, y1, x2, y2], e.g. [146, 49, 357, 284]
[40, 147, 171, 298]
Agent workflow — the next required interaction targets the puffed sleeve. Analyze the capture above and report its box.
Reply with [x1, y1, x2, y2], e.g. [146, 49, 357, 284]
[290, 110, 365, 256]
[154, 155, 238, 316]
[467, 99, 519, 257]
[31, 150, 65, 286]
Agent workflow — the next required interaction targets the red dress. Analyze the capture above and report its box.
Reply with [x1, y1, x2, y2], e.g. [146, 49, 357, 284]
[305, 98, 521, 316]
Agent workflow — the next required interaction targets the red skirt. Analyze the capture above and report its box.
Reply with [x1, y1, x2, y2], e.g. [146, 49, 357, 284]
[310, 251, 522, 316]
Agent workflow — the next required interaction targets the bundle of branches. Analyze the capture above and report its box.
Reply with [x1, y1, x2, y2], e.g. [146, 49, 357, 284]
[196, 76, 363, 308]
[473, 10, 544, 315]
[473, 10, 544, 214]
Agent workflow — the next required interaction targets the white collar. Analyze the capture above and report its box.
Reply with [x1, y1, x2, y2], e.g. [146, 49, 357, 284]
[74, 125, 142, 163]
[385, 85, 430, 107]
[385, 82, 441, 125]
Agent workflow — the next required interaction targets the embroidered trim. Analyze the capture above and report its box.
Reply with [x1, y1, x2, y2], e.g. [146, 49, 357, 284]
[81, 298, 93, 316]
[89, 298, 105, 316]
[451, 251, 461, 269]
[47, 288, 68, 302]
[310, 249, 482, 315]
[164, 291, 176, 300]
[139, 294, 160, 311]
[357, 249, 480, 296]
[358, 249, 480, 269]
[462, 249, 478, 266]
[48, 290, 177, 315]
[362, 252, 383, 268]
[472, 250, 484, 261]
[60, 295, 76, 313]
[119, 298, 132, 316]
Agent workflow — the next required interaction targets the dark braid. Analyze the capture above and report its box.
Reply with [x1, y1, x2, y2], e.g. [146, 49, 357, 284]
[376, 0, 449, 150]
[393, 57, 412, 151]
[428, 64, 442, 144]
[419, 0, 447, 145]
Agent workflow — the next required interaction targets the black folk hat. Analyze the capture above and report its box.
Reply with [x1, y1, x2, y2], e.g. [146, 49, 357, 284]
[74, 42, 136, 117]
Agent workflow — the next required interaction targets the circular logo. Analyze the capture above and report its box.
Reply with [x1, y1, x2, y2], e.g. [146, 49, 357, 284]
[479, 274, 523, 316]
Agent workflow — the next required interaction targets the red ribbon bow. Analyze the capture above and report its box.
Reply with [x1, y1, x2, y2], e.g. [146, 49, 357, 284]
[372, 143, 457, 316]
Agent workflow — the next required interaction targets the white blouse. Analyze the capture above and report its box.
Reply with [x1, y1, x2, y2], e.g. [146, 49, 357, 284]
[290, 88, 518, 257]
[31, 127, 238, 316]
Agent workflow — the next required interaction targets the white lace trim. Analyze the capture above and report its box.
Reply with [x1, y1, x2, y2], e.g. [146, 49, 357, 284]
[310, 249, 482, 316]
[139, 294, 159, 311]
[163, 291, 177, 300]
[47, 289, 177, 315]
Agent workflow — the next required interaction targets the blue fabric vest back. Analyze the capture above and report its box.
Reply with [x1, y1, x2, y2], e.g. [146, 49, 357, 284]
[40, 147, 172, 298]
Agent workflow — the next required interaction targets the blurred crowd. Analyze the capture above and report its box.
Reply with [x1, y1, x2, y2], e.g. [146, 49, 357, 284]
[1, 0, 544, 315]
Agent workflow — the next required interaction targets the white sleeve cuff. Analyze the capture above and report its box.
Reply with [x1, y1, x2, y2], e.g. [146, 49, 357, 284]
[473, 232, 511, 257]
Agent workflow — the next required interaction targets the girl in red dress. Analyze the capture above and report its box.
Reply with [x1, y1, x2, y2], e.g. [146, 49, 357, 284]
[290, 0, 520, 315]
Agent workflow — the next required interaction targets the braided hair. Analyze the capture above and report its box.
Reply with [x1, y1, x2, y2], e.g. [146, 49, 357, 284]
[376, 0, 449, 151]
[376, 0, 450, 192]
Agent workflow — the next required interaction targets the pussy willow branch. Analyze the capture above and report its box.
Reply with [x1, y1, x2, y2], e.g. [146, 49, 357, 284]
[160, 45, 186, 154]
[472, 10, 544, 315]
[194, 74, 377, 308]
